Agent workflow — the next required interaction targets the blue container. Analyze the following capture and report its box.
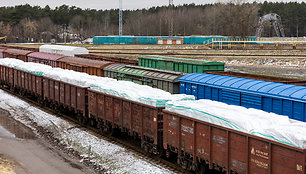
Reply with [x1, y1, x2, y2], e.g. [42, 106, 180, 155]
[94, 36, 258, 45]
[94, 36, 184, 45]
[179, 73, 306, 122]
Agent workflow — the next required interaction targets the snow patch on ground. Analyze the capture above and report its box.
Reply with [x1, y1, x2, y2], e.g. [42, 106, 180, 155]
[224, 58, 306, 68]
[0, 89, 172, 174]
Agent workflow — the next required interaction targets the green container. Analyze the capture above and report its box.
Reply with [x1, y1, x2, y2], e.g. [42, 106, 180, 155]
[138, 55, 225, 73]
[103, 64, 187, 94]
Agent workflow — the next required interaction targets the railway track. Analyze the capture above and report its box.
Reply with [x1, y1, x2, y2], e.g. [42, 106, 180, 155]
[0, 86, 190, 174]
[89, 51, 306, 57]
[89, 48, 306, 51]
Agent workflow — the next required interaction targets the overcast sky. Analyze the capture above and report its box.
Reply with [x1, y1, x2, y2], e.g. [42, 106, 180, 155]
[0, 0, 303, 10]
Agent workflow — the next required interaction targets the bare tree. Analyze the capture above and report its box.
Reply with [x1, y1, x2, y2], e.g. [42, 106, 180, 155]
[36, 17, 57, 42]
[20, 18, 38, 42]
[209, 0, 259, 37]
[0, 22, 11, 37]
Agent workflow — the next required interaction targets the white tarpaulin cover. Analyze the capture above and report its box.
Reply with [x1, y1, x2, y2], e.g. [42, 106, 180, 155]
[165, 99, 306, 149]
[39, 45, 89, 56]
[0, 58, 194, 107]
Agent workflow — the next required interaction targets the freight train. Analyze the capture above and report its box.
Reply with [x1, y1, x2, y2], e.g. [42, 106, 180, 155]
[1, 45, 306, 123]
[0, 58, 305, 174]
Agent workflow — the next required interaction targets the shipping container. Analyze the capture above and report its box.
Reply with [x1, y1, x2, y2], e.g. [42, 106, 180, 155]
[93, 36, 256, 45]
[75, 54, 138, 65]
[163, 110, 306, 173]
[138, 55, 224, 73]
[104, 64, 187, 93]
[43, 77, 88, 118]
[27, 52, 66, 67]
[39, 45, 89, 56]
[58, 57, 114, 76]
[208, 71, 306, 86]
[0, 47, 7, 58]
[3, 49, 32, 62]
[179, 73, 306, 122]
[88, 89, 164, 154]
[93, 36, 182, 45]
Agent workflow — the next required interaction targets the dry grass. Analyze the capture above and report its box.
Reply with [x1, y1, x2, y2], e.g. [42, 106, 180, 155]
[0, 158, 16, 174]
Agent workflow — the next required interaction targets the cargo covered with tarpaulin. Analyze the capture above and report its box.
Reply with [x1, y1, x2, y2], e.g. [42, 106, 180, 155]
[104, 64, 187, 93]
[179, 73, 306, 122]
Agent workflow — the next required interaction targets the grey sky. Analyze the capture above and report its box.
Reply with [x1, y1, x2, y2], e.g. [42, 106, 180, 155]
[0, 0, 303, 10]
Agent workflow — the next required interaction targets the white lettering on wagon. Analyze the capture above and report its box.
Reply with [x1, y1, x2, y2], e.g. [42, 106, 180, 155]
[251, 158, 268, 169]
[212, 135, 226, 145]
[297, 164, 303, 172]
[250, 147, 269, 160]
[181, 125, 193, 134]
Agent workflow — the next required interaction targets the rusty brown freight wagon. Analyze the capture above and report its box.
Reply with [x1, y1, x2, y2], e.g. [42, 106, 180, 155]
[58, 57, 114, 76]
[0, 47, 7, 58]
[2, 45, 39, 52]
[43, 77, 88, 121]
[3, 49, 32, 62]
[13, 69, 43, 98]
[75, 54, 138, 65]
[163, 110, 306, 174]
[27, 52, 66, 67]
[0, 65, 14, 89]
[88, 89, 163, 153]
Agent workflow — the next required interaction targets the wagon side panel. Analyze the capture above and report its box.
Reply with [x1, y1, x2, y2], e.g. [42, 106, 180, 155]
[88, 90, 97, 119]
[54, 81, 60, 104]
[76, 87, 87, 117]
[113, 98, 123, 128]
[163, 113, 179, 150]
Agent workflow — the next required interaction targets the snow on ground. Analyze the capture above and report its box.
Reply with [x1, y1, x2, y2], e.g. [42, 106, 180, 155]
[0, 89, 173, 174]
[225, 58, 306, 67]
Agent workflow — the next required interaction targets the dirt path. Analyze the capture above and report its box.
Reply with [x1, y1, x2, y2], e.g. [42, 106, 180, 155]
[0, 109, 95, 174]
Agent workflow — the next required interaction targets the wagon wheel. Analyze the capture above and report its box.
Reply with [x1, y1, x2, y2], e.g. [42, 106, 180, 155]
[77, 114, 84, 125]
[195, 163, 207, 174]
[144, 144, 149, 153]
[181, 160, 188, 170]
[89, 118, 96, 127]
[165, 150, 171, 159]
[109, 128, 114, 136]
[157, 148, 164, 158]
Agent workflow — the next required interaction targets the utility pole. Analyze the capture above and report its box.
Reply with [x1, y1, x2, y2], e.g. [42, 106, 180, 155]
[119, 0, 123, 36]
[169, 0, 174, 36]
[296, 24, 298, 40]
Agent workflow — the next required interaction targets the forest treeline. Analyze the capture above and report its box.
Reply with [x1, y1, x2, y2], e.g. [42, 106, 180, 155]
[0, 1, 305, 43]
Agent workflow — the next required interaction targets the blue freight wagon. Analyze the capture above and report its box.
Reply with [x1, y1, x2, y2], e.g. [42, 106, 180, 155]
[179, 73, 306, 122]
